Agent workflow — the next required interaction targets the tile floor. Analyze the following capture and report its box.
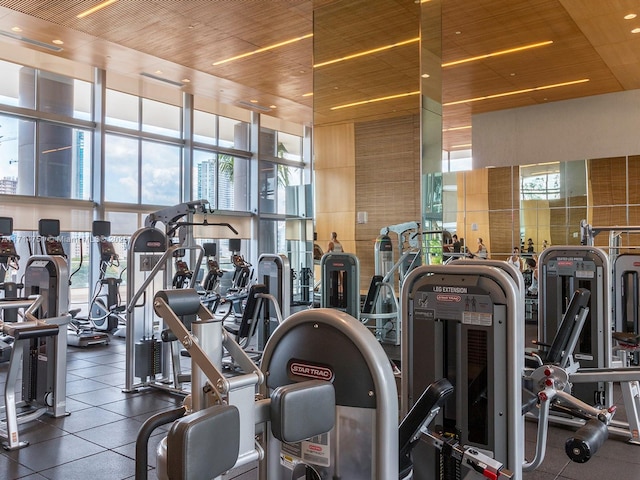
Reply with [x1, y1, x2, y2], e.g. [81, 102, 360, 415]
[0, 336, 185, 480]
[0, 330, 639, 479]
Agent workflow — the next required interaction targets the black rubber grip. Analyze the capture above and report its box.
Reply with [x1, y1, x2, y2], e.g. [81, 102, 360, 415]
[565, 418, 608, 463]
[161, 328, 177, 342]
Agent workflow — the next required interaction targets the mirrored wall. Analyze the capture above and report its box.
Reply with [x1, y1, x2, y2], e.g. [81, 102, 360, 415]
[442, 156, 640, 259]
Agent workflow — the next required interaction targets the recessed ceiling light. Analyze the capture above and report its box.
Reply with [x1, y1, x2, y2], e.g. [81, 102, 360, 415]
[212, 33, 313, 66]
[269, 105, 277, 109]
[181, 78, 191, 83]
[52, 39, 64, 45]
[77, 0, 118, 18]
[250, 99, 258, 103]
[314, 37, 419, 68]
[443, 125, 472, 132]
[632, 27, 640, 34]
[443, 78, 590, 106]
[331, 90, 420, 110]
[155, 70, 163, 74]
[422, 73, 430, 78]
[624, 13, 637, 20]
[443, 41, 553, 67]
[11, 26, 22, 32]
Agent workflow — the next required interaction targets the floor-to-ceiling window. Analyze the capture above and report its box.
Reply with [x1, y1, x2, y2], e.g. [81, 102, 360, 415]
[0, 53, 312, 312]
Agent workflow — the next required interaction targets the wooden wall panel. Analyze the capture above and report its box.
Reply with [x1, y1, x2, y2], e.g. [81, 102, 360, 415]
[588, 157, 627, 206]
[354, 115, 421, 284]
[487, 167, 520, 257]
[629, 156, 640, 205]
[522, 199, 551, 254]
[457, 169, 491, 255]
[314, 123, 356, 254]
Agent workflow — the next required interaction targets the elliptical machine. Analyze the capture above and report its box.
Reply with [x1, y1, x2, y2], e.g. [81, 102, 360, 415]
[199, 242, 224, 312]
[32, 219, 110, 347]
[85, 220, 126, 336]
[0, 217, 21, 362]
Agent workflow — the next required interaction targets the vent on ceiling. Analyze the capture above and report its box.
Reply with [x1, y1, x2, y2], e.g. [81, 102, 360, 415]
[237, 100, 272, 112]
[0, 30, 63, 52]
[140, 72, 185, 88]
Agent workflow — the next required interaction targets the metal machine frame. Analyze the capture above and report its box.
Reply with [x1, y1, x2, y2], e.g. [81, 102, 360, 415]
[320, 252, 360, 320]
[124, 200, 238, 394]
[148, 292, 399, 479]
[538, 245, 611, 405]
[401, 264, 523, 479]
[256, 253, 291, 350]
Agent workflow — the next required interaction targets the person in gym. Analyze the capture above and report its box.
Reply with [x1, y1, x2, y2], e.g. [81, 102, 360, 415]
[507, 246, 522, 270]
[526, 257, 538, 295]
[475, 237, 488, 259]
[452, 234, 461, 255]
[327, 232, 343, 253]
[526, 237, 535, 254]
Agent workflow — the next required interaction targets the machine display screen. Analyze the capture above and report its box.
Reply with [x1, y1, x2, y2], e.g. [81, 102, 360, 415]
[0, 217, 13, 236]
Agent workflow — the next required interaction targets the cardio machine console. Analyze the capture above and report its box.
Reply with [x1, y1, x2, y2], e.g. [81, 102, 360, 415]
[99, 239, 118, 263]
[0, 238, 18, 258]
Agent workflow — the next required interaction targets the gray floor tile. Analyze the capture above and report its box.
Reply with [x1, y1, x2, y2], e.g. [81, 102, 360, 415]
[66, 364, 124, 378]
[99, 393, 181, 418]
[74, 417, 144, 449]
[0, 452, 36, 479]
[68, 385, 133, 406]
[65, 378, 110, 395]
[39, 450, 136, 480]
[113, 431, 166, 469]
[3, 434, 106, 472]
[39, 406, 126, 434]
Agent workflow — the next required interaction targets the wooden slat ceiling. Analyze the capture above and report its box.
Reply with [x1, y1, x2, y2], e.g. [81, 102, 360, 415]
[0, 0, 638, 151]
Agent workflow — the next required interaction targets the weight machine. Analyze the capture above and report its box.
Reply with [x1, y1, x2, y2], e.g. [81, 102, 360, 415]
[124, 200, 239, 394]
[138, 289, 511, 480]
[320, 252, 360, 319]
[256, 253, 290, 350]
[580, 219, 640, 364]
[0, 295, 70, 450]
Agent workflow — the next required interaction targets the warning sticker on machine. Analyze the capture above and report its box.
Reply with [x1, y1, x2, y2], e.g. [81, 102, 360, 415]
[280, 433, 331, 469]
[462, 311, 492, 326]
[301, 433, 331, 466]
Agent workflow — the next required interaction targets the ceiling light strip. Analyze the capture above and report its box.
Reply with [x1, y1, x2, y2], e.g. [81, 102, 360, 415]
[442, 40, 553, 67]
[451, 144, 472, 149]
[212, 33, 313, 66]
[314, 37, 420, 68]
[0, 30, 63, 52]
[331, 91, 420, 110]
[140, 72, 185, 87]
[444, 125, 472, 131]
[77, 0, 119, 18]
[443, 79, 590, 106]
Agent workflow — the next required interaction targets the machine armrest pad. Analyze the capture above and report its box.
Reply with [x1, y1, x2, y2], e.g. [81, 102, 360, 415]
[167, 405, 240, 480]
[271, 380, 335, 443]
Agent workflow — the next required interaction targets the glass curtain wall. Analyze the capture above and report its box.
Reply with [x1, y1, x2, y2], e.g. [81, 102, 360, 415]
[0, 56, 311, 312]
